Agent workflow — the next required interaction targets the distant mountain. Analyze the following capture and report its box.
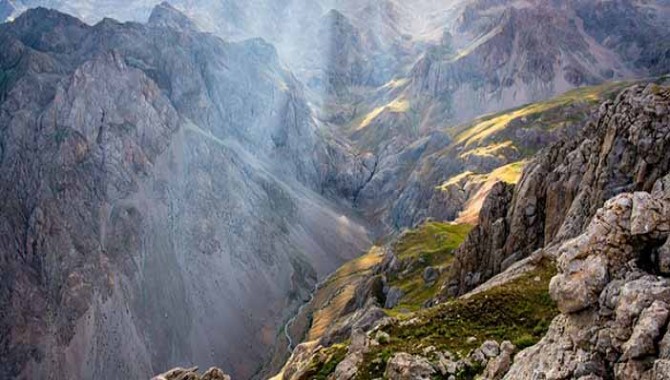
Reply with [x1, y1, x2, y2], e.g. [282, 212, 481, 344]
[336, 0, 670, 231]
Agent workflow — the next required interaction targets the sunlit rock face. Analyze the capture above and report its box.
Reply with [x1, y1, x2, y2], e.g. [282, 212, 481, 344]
[0, 5, 372, 379]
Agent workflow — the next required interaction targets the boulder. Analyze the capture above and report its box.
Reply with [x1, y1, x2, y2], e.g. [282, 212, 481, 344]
[423, 266, 439, 284]
[384, 287, 405, 309]
[384, 353, 436, 380]
[152, 367, 231, 380]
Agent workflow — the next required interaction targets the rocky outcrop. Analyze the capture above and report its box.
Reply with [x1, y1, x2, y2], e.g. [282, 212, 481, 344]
[445, 181, 515, 295]
[152, 367, 231, 380]
[380, 340, 516, 380]
[445, 83, 670, 297]
[384, 353, 435, 380]
[503, 173, 670, 379]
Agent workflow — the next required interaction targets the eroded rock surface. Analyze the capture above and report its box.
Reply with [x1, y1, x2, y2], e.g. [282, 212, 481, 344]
[0, 6, 373, 379]
[445, 83, 670, 297]
[152, 367, 231, 380]
[504, 173, 670, 379]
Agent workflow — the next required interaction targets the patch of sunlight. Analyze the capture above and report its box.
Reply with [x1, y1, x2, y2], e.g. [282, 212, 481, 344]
[456, 102, 556, 147]
[388, 98, 410, 113]
[307, 284, 357, 341]
[448, 23, 504, 63]
[271, 341, 319, 380]
[455, 161, 526, 224]
[326, 246, 385, 286]
[490, 161, 526, 185]
[454, 81, 630, 148]
[382, 77, 409, 89]
[357, 106, 387, 131]
[437, 171, 475, 191]
[356, 97, 410, 131]
[460, 140, 517, 159]
[306, 247, 385, 341]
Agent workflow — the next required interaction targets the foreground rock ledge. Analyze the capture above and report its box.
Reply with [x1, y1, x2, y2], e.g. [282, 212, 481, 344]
[152, 366, 231, 380]
[504, 173, 670, 379]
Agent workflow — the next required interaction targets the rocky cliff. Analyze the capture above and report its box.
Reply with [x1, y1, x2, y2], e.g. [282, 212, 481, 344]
[505, 172, 670, 379]
[445, 82, 670, 297]
[0, 6, 373, 379]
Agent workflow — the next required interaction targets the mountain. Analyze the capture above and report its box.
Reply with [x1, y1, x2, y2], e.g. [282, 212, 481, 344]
[325, 0, 670, 232]
[0, 0, 14, 20]
[353, 82, 631, 231]
[275, 81, 670, 380]
[5, 1, 668, 131]
[0, 5, 374, 379]
[0, 1, 669, 380]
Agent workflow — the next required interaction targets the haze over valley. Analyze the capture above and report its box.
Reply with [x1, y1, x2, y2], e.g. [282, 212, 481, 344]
[0, 1, 669, 379]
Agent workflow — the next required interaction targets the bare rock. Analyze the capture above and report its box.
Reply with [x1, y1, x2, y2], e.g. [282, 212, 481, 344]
[480, 340, 501, 359]
[622, 301, 670, 360]
[423, 266, 439, 284]
[384, 287, 405, 309]
[653, 360, 670, 380]
[504, 172, 670, 379]
[384, 353, 435, 380]
[152, 367, 231, 380]
[483, 341, 516, 380]
[445, 84, 670, 297]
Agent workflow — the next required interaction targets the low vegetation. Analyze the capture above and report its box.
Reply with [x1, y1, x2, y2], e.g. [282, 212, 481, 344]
[357, 259, 558, 379]
[286, 219, 559, 380]
[388, 222, 473, 312]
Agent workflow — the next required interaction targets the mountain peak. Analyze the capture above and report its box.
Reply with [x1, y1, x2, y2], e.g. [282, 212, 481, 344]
[148, 1, 197, 31]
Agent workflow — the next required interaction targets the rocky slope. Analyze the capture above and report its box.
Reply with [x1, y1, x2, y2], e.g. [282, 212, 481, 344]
[445, 82, 670, 297]
[1, 2, 669, 380]
[271, 83, 670, 380]
[6, 3, 669, 237]
[0, 6, 374, 379]
[355, 81, 631, 231]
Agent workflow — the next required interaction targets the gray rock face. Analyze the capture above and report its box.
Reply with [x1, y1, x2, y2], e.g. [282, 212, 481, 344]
[0, 7, 373, 379]
[445, 181, 515, 296]
[406, 0, 670, 125]
[384, 286, 404, 309]
[503, 173, 670, 380]
[329, 329, 371, 380]
[445, 83, 670, 297]
[384, 353, 435, 380]
[152, 366, 231, 380]
[483, 341, 516, 380]
[422, 266, 438, 284]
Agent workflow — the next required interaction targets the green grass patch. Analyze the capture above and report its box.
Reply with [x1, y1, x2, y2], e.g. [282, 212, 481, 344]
[394, 222, 473, 261]
[387, 222, 473, 310]
[355, 259, 558, 379]
[303, 344, 348, 380]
